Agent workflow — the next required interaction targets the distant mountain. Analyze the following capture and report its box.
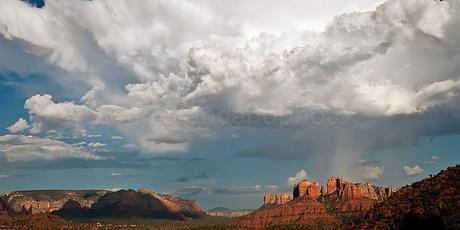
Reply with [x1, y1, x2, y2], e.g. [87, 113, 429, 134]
[206, 207, 253, 218]
[237, 177, 396, 228]
[0, 190, 109, 214]
[53, 188, 205, 220]
[357, 165, 460, 229]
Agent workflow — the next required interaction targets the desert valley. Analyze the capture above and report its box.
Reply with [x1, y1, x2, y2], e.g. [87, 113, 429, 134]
[1, 165, 459, 229]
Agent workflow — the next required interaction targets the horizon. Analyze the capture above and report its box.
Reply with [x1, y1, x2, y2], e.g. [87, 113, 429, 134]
[1, 0, 460, 211]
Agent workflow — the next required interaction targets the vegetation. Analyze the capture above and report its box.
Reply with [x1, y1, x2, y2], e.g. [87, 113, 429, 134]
[356, 165, 460, 229]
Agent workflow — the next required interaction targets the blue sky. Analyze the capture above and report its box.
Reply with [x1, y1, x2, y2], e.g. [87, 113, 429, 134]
[1, 0, 460, 210]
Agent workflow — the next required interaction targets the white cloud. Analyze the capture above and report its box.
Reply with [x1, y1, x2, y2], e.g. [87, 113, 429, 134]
[0, 174, 10, 179]
[287, 169, 307, 187]
[111, 136, 123, 140]
[24, 94, 146, 136]
[428, 155, 439, 164]
[1, 0, 460, 162]
[88, 142, 107, 149]
[358, 159, 384, 180]
[0, 135, 105, 162]
[110, 173, 136, 178]
[122, 144, 136, 149]
[403, 165, 424, 176]
[7, 118, 30, 133]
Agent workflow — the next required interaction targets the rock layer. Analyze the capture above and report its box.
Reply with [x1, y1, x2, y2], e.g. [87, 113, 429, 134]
[1, 190, 108, 214]
[294, 179, 321, 199]
[237, 176, 397, 229]
[238, 196, 333, 228]
[326, 177, 396, 202]
[263, 193, 293, 206]
[206, 207, 253, 218]
[54, 188, 205, 220]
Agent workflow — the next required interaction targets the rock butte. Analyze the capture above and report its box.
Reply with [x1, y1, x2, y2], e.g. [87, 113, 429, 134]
[263, 193, 293, 206]
[237, 177, 397, 229]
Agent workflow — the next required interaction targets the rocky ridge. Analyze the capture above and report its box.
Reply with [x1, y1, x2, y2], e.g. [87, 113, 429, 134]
[357, 165, 460, 229]
[53, 188, 205, 220]
[263, 193, 293, 207]
[206, 207, 253, 218]
[0, 190, 109, 214]
[237, 177, 396, 228]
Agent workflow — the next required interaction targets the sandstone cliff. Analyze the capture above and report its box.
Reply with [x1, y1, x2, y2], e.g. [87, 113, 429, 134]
[0, 198, 32, 223]
[0, 190, 109, 214]
[237, 177, 396, 228]
[263, 192, 293, 207]
[294, 179, 321, 199]
[206, 207, 253, 218]
[238, 196, 334, 228]
[54, 188, 205, 220]
[326, 177, 395, 202]
[137, 188, 205, 218]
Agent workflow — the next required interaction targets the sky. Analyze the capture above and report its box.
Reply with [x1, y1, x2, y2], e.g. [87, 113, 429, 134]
[0, 0, 460, 210]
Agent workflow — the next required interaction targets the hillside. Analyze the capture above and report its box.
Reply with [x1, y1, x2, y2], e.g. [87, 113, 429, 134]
[0, 190, 109, 214]
[236, 177, 396, 228]
[53, 188, 205, 220]
[357, 165, 460, 229]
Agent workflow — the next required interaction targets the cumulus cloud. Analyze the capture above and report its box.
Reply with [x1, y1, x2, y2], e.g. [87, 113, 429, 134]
[358, 159, 384, 180]
[287, 169, 308, 187]
[7, 118, 30, 133]
[0, 135, 105, 162]
[1, 0, 460, 165]
[403, 165, 424, 176]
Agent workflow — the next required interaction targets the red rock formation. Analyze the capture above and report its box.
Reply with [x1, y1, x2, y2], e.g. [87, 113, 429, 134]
[1, 190, 108, 214]
[326, 177, 396, 202]
[263, 193, 293, 206]
[293, 179, 321, 199]
[138, 188, 205, 218]
[237, 176, 397, 228]
[237, 196, 334, 229]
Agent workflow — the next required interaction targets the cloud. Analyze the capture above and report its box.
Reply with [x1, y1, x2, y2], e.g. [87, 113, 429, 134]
[0, 134, 105, 162]
[358, 159, 384, 180]
[110, 173, 136, 178]
[149, 156, 182, 161]
[175, 172, 208, 183]
[175, 177, 189, 182]
[111, 136, 123, 140]
[24, 94, 146, 136]
[1, 0, 460, 168]
[122, 144, 136, 149]
[428, 155, 439, 164]
[403, 165, 424, 176]
[7, 118, 30, 133]
[88, 142, 107, 149]
[287, 169, 307, 187]
[176, 184, 278, 196]
[0, 174, 9, 179]
[188, 157, 205, 161]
